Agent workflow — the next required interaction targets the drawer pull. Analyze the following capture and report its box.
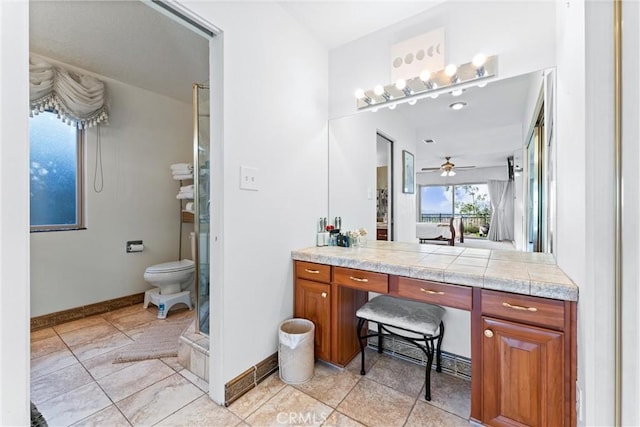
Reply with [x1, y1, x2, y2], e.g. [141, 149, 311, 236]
[321, 292, 327, 298]
[420, 288, 445, 295]
[503, 302, 538, 312]
[304, 269, 320, 274]
[349, 276, 369, 283]
[484, 329, 494, 338]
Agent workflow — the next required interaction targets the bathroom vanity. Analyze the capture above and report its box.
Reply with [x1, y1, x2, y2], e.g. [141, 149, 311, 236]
[292, 242, 577, 427]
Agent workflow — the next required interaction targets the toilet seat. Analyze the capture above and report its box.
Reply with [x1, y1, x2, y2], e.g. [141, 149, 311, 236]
[145, 259, 194, 274]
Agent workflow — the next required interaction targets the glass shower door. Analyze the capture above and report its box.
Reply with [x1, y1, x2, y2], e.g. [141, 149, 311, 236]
[193, 84, 210, 335]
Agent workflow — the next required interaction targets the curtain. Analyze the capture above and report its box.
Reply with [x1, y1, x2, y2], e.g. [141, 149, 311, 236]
[487, 180, 514, 241]
[29, 56, 108, 128]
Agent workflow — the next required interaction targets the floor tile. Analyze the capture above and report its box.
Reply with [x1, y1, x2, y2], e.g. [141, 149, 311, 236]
[321, 411, 366, 427]
[245, 386, 332, 427]
[161, 356, 184, 371]
[58, 323, 122, 347]
[179, 367, 209, 392]
[364, 355, 425, 398]
[109, 310, 159, 332]
[344, 348, 380, 376]
[419, 372, 471, 419]
[293, 362, 360, 408]
[337, 378, 414, 427]
[70, 331, 133, 361]
[70, 404, 132, 427]
[103, 304, 152, 321]
[156, 394, 242, 427]
[31, 327, 58, 342]
[31, 348, 79, 379]
[81, 347, 136, 380]
[97, 358, 176, 402]
[31, 363, 93, 405]
[228, 373, 286, 419]
[405, 400, 470, 427]
[31, 334, 67, 360]
[54, 316, 110, 335]
[116, 373, 203, 427]
[37, 382, 111, 427]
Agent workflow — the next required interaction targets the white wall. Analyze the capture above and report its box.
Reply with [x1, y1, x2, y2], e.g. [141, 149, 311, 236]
[0, 1, 30, 424]
[622, 2, 640, 424]
[179, 1, 329, 403]
[29, 56, 193, 316]
[329, 110, 416, 243]
[329, 1, 556, 119]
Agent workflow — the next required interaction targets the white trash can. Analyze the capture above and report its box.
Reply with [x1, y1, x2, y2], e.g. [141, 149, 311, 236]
[278, 318, 315, 384]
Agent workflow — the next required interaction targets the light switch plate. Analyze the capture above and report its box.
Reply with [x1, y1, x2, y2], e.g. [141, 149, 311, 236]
[240, 166, 259, 191]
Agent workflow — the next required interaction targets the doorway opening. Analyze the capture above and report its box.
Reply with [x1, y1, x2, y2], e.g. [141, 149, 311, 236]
[376, 133, 394, 241]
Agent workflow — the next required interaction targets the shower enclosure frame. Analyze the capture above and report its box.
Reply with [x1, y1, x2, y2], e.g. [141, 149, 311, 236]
[193, 83, 210, 335]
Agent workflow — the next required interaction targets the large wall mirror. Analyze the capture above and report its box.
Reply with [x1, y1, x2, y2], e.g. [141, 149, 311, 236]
[329, 68, 556, 253]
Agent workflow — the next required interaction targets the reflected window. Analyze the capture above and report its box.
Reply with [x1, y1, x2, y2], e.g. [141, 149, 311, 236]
[420, 184, 490, 238]
[30, 111, 84, 231]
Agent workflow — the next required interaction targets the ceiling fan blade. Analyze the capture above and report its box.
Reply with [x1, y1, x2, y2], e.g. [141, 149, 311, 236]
[420, 167, 442, 171]
[455, 166, 476, 169]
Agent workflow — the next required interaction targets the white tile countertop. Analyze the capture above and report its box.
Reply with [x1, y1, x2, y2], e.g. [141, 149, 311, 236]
[291, 241, 578, 302]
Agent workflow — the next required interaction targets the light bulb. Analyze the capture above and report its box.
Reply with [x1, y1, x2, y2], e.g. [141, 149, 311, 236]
[419, 70, 431, 82]
[354, 88, 365, 99]
[374, 85, 385, 96]
[472, 53, 487, 68]
[408, 99, 417, 106]
[395, 79, 406, 90]
[388, 104, 397, 110]
[449, 102, 467, 110]
[371, 107, 378, 113]
[477, 82, 488, 88]
[451, 89, 464, 97]
[441, 171, 448, 177]
[430, 93, 439, 99]
[449, 170, 456, 176]
[445, 64, 458, 77]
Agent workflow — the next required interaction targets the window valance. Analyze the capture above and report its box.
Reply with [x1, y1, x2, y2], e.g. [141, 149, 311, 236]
[29, 56, 109, 128]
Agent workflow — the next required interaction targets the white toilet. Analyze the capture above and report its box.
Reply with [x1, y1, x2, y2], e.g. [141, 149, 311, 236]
[143, 233, 196, 319]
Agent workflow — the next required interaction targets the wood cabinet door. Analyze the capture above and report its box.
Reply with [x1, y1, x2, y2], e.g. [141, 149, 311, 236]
[294, 279, 331, 361]
[482, 317, 564, 427]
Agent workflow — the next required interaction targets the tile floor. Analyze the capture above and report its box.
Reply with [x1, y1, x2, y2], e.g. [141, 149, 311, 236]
[31, 304, 471, 426]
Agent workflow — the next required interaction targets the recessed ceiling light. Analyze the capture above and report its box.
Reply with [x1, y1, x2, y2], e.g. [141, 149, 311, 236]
[423, 138, 436, 144]
[449, 102, 467, 110]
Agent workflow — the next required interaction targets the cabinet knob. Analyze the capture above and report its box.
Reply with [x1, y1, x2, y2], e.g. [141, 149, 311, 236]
[484, 329, 494, 338]
[321, 292, 327, 298]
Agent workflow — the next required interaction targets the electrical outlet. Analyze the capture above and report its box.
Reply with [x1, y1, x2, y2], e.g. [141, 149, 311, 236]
[240, 166, 258, 191]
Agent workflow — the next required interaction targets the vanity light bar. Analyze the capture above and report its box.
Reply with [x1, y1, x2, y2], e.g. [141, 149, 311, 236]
[355, 55, 498, 111]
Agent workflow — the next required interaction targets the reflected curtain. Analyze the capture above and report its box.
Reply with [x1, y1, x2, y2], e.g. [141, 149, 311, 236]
[487, 180, 514, 241]
[29, 56, 108, 128]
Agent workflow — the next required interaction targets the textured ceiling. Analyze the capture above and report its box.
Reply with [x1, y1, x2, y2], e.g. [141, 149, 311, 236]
[29, 1, 209, 104]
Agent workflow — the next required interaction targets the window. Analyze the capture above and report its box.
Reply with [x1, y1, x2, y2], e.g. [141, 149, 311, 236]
[419, 183, 490, 238]
[30, 111, 84, 231]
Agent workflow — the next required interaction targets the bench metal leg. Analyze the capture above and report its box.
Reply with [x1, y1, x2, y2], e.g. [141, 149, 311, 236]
[357, 317, 366, 375]
[377, 322, 384, 354]
[436, 321, 444, 373]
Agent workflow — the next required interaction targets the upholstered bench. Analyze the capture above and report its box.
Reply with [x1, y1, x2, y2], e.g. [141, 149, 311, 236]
[356, 295, 445, 401]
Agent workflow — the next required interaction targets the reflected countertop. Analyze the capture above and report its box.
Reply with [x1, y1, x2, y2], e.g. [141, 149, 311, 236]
[291, 241, 578, 302]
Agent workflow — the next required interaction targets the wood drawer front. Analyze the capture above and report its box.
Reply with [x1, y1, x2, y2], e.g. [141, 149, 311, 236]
[392, 277, 472, 311]
[333, 267, 388, 293]
[295, 261, 331, 283]
[481, 289, 565, 330]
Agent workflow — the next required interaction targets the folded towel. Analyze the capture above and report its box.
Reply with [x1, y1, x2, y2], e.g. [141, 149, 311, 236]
[173, 174, 193, 180]
[185, 202, 194, 211]
[177, 192, 194, 200]
[180, 185, 194, 192]
[170, 163, 193, 171]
